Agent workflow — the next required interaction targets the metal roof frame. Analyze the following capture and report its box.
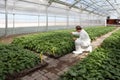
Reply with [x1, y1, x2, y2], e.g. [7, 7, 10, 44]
[1, 0, 120, 17]
[48, 0, 55, 7]
[83, 0, 103, 10]
[53, 0, 106, 16]
[69, 0, 81, 9]
[78, 1, 108, 16]
[81, 0, 108, 15]
[105, 0, 120, 15]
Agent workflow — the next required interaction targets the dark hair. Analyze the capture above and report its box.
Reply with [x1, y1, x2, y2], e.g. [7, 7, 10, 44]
[76, 25, 82, 30]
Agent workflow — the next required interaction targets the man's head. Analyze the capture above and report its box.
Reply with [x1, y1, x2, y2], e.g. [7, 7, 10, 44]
[76, 25, 82, 32]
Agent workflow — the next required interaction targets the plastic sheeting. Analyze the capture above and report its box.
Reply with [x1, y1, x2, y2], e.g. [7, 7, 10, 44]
[0, 0, 107, 37]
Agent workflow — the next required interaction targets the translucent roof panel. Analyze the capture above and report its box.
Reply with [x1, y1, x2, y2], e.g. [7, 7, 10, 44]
[16, 0, 49, 5]
[0, 0, 5, 12]
[59, 0, 75, 4]
[73, 0, 120, 17]
[0, 0, 120, 17]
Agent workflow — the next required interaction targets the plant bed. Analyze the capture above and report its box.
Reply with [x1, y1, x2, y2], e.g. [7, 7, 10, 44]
[59, 29, 120, 80]
[12, 27, 115, 58]
[0, 44, 46, 80]
[5, 61, 48, 80]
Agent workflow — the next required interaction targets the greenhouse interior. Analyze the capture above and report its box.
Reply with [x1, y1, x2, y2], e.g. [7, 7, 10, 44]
[0, 0, 120, 80]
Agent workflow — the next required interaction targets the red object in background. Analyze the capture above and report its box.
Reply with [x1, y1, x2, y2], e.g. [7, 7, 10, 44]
[107, 19, 120, 25]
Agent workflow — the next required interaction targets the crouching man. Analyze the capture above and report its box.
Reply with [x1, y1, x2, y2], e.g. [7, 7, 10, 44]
[72, 25, 92, 54]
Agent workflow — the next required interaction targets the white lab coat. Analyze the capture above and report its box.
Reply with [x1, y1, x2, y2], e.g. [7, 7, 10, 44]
[72, 29, 92, 54]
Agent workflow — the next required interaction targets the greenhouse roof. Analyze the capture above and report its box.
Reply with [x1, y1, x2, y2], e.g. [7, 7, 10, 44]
[0, 0, 120, 17]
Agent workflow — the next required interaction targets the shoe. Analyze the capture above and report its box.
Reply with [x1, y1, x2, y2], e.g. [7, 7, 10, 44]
[84, 46, 92, 52]
[73, 51, 83, 54]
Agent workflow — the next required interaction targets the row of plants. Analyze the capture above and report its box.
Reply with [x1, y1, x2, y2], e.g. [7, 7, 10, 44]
[60, 29, 120, 80]
[13, 32, 75, 57]
[12, 27, 115, 58]
[101, 30, 120, 49]
[86, 27, 115, 40]
[0, 44, 41, 80]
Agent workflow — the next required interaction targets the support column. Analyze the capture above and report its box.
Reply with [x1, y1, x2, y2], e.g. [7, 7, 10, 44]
[55, 15, 56, 26]
[92, 14, 94, 26]
[74, 15, 75, 26]
[99, 16, 101, 26]
[97, 15, 99, 26]
[67, 9, 69, 29]
[105, 17, 107, 27]
[92, 14, 95, 26]
[79, 13, 81, 25]
[5, 0, 8, 36]
[46, 6, 48, 31]
[79, 10, 83, 26]
[89, 13, 91, 26]
[87, 13, 90, 27]
[12, 14, 15, 34]
[98, 15, 100, 26]
[94, 14, 97, 26]
[37, 15, 40, 32]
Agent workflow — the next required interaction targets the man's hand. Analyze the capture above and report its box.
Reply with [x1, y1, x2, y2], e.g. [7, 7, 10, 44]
[73, 37, 77, 41]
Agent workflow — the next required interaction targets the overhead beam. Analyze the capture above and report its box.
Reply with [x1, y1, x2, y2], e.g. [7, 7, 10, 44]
[114, 0, 117, 3]
[48, 0, 55, 7]
[54, 0, 71, 7]
[48, 0, 54, 4]
[12, 0, 19, 12]
[69, 0, 81, 9]
[18, 0, 48, 6]
[106, 9, 117, 11]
